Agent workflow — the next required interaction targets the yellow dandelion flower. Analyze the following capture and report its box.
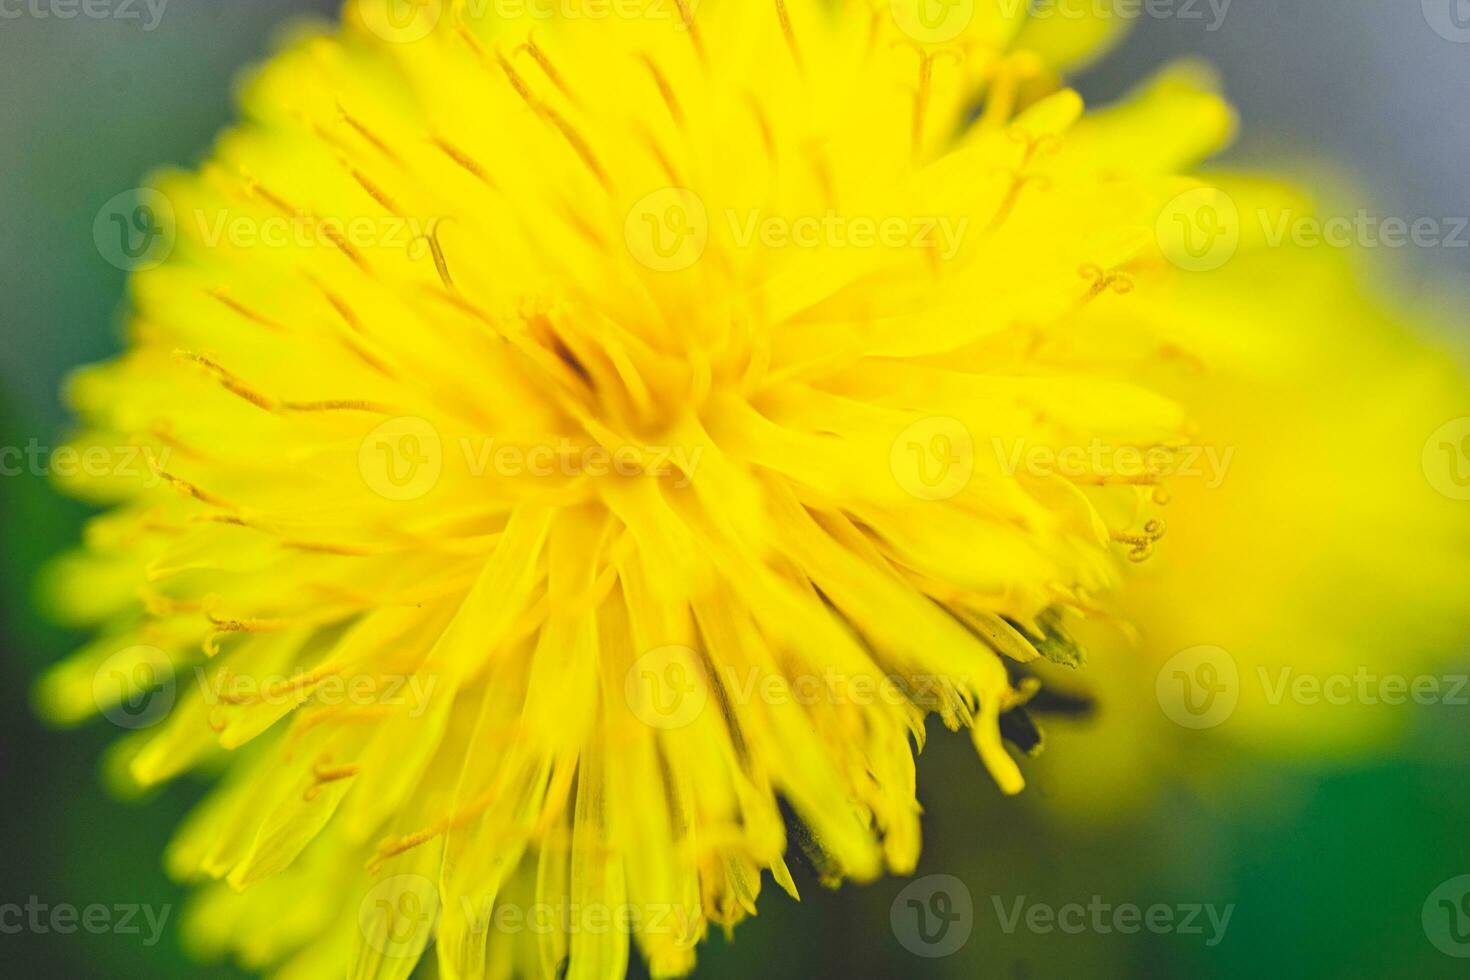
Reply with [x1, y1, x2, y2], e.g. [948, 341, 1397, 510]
[33, 2, 1365, 978]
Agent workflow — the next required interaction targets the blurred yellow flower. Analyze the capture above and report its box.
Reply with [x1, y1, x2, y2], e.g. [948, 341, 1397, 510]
[1037, 169, 1470, 817]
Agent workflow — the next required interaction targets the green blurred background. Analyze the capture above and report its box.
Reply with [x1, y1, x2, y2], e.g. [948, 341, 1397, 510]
[2, 2, 1468, 977]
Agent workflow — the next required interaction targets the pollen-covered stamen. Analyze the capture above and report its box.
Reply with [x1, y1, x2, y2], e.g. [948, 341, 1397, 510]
[349, 167, 403, 217]
[519, 34, 579, 107]
[238, 170, 300, 218]
[672, 0, 706, 66]
[411, 218, 457, 290]
[1078, 264, 1136, 300]
[200, 595, 296, 656]
[975, 50, 1043, 133]
[174, 351, 399, 416]
[287, 704, 391, 745]
[1111, 518, 1167, 563]
[334, 102, 403, 166]
[430, 135, 495, 189]
[773, 0, 803, 73]
[149, 462, 238, 512]
[639, 53, 686, 128]
[986, 134, 1060, 232]
[139, 590, 206, 617]
[495, 50, 614, 193]
[898, 44, 963, 158]
[305, 757, 361, 802]
[209, 288, 287, 333]
[173, 350, 277, 410]
[141, 421, 209, 462]
[215, 665, 344, 707]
